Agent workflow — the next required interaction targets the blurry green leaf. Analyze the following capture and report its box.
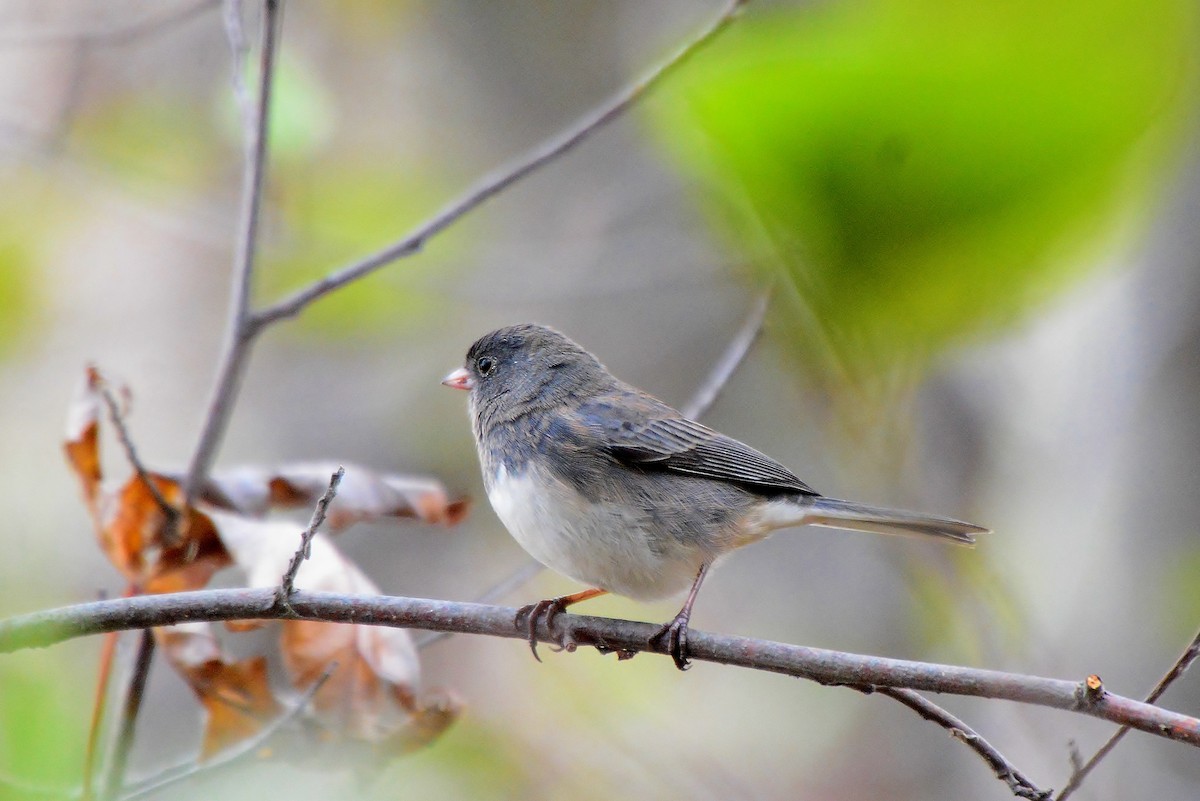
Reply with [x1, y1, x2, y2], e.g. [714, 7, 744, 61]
[267, 56, 335, 160]
[0, 233, 36, 360]
[75, 95, 226, 189]
[905, 551, 1027, 661]
[264, 158, 462, 338]
[0, 171, 52, 360]
[0, 652, 87, 788]
[653, 0, 1198, 386]
[1164, 547, 1200, 637]
[221, 54, 335, 161]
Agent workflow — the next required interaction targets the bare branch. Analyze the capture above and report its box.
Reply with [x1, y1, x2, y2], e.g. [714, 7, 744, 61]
[276, 466, 345, 605]
[3, 589, 1199, 749]
[120, 662, 337, 801]
[680, 289, 771, 419]
[873, 687, 1050, 800]
[415, 559, 544, 650]
[1056, 625, 1200, 799]
[97, 384, 179, 531]
[99, 631, 156, 801]
[250, 0, 750, 329]
[182, 0, 282, 502]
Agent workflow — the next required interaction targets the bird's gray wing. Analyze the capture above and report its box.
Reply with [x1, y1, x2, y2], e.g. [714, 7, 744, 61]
[578, 396, 817, 496]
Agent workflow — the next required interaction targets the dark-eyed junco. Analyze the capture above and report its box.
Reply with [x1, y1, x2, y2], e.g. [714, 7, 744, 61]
[444, 323, 987, 669]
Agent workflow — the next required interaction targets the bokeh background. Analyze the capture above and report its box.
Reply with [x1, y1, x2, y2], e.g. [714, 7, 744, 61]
[2, 1, 1199, 799]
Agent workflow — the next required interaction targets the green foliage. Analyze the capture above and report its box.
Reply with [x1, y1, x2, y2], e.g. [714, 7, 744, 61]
[75, 95, 227, 190]
[0, 229, 36, 360]
[0, 650, 87, 788]
[262, 157, 461, 338]
[1164, 547, 1200, 637]
[230, 53, 336, 163]
[0, 171, 53, 360]
[654, 0, 1197, 386]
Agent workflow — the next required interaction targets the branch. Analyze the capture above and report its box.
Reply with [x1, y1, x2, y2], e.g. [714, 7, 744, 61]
[414, 559, 544, 650]
[181, 0, 282, 502]
[3, 589, 1198, 749]
[873, 687, 1050, 800]
[680, 289, 771, 419]
[249, 0, 749, 329]
[99, 630, 156, 801]
[97, 383, 179, 533]
[276, 466, 344, 604]
[1056, 626, 1200, 799]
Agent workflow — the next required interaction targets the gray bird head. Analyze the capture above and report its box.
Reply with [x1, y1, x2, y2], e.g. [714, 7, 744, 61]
[443, 324, 611, 434]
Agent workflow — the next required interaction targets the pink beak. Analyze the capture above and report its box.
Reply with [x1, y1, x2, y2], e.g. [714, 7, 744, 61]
[441, 367, 475, 391]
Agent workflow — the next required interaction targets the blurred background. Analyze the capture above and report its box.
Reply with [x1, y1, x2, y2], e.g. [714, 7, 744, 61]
[1, 0, 1199, 799]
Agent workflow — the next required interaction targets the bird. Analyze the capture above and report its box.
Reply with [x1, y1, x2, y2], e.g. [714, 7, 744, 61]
[443, 323, 987, 669]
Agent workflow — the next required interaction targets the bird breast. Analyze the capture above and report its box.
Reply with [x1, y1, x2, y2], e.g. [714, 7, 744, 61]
[486, 462, 708, 601]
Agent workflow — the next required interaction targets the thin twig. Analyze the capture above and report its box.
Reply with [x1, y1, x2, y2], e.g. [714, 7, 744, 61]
[99, 631, 156, 801]
[181, 0, 746, 521]
[181, 0, 282, 505]
[873, 686, 1050, 800]
[93, 9, 281, 796]
[82, 630, 117, 801]
[250, 0, 750, 329]
[97, 384, 179, 529]
[1056, 625, 1200, 799]
[4, 589, 1200, 749]
[120, 662, 337, 801]
[276, 467, 345, 605]
[83, 586, 134, 801]
[680, 289, 771, 419]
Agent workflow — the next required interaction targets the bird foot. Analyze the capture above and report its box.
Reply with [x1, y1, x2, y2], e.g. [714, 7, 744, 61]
[649, 611, 692, 671]
[514, 597, 567, 662]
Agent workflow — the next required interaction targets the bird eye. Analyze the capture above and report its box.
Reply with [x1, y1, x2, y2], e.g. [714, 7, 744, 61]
[476, 356, 495, 376]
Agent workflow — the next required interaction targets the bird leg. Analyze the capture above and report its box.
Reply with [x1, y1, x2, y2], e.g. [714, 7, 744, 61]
[515, 587, 607, 662]
[650, 561, 712, 671]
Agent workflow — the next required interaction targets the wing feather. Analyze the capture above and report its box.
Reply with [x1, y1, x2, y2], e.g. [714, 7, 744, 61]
[581, 402, 816, 496]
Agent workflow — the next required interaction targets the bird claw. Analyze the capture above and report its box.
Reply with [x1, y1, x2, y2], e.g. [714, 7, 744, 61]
[514, 598, 567, 662]
[649, 612, 692, 671]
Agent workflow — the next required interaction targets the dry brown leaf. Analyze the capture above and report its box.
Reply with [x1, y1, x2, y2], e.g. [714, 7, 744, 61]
[64, 365, 105, 511]
[64, 368, 232, 593]
[189, 462, 469, 531]
[209, 510, 448, 745]
[157, 623, 284, 761]
[64, 368, 459, 759]
[103, 478, 231, 594]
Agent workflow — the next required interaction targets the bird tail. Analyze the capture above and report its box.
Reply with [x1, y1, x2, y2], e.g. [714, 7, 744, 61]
[803, 497, 986, 545]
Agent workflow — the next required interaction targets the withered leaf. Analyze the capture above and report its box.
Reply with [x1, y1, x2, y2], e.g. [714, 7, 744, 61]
[64, 368, 461, 759]
[157, 623, 284, 761]
[64, 368, 231, 593]
[64, 366, 105, 510]
[187, 462, 469, 531]
[210, 511, 444, 744]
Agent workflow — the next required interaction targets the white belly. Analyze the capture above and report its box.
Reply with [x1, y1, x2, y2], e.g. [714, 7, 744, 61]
[486, 464, 704, 600]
